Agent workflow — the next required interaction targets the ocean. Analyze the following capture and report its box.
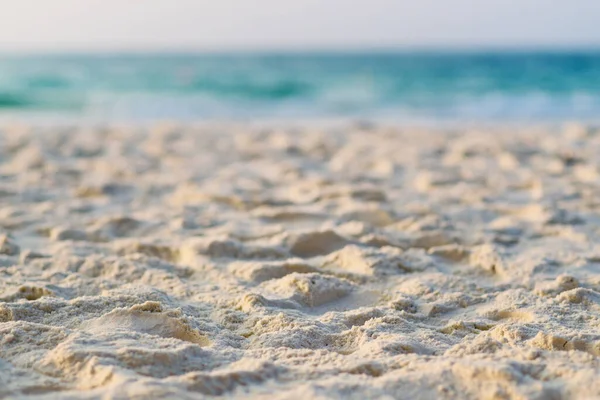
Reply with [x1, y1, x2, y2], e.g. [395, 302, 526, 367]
[1, 51, 599, 122]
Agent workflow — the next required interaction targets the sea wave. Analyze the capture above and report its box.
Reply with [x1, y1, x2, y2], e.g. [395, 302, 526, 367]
[0, 92, 40, 108]
[1, 52, 599, 120]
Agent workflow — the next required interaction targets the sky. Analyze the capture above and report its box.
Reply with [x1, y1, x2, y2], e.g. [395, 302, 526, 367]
[0, 0, 599, 52]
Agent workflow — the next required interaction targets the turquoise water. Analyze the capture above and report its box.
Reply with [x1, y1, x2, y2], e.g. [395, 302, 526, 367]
[1, 52, 600, 121]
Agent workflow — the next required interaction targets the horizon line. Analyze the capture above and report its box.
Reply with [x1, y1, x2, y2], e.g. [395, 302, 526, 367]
[2, 43, 600, 56]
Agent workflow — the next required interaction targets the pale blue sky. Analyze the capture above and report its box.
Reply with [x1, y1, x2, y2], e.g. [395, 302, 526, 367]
[0, 0, 599, 51]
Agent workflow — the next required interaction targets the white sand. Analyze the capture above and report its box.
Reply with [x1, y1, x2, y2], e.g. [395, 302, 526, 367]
[2, 122, 600, 399]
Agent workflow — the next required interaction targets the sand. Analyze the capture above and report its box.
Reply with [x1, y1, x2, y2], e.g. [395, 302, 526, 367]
[2, 122, 600, 399]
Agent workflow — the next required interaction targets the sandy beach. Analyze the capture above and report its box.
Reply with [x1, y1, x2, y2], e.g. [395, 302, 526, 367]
[2, 122, 600, 399]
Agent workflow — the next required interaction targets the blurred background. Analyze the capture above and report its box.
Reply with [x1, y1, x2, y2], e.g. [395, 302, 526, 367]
[0, 0, 599, 122]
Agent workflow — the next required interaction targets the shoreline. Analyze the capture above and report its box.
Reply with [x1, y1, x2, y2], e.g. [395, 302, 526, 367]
[1, 113, 600, 131]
